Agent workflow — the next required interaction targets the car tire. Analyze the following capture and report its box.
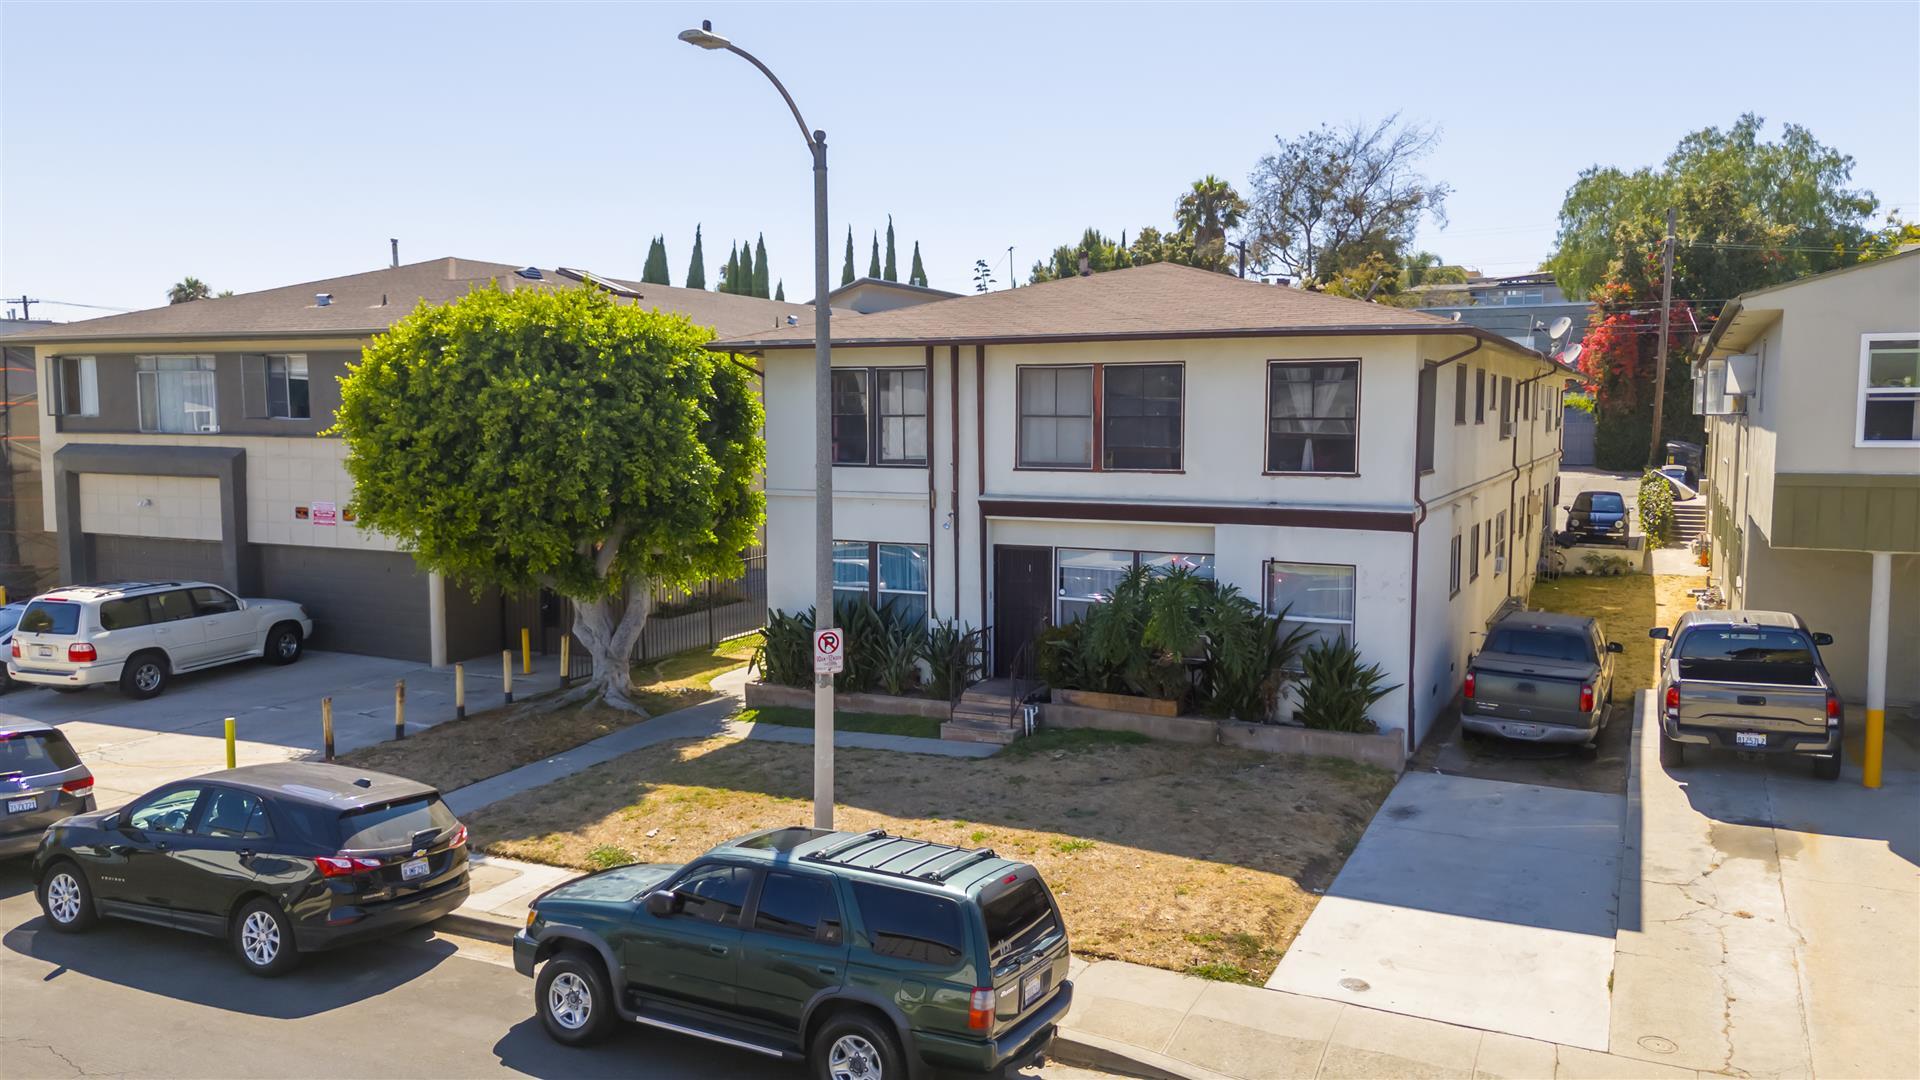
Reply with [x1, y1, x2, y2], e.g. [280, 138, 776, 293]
[265, 623, 304, 666]
[810, 1009, 904, 1080]
[231, 898, 300, 977]
[1658, 727, 1685, 769]
[536, 952, 617, 1046]
[38, 861, 97, 933]
[1812, 747, 1842, 781]
[119, 652, 169, 700]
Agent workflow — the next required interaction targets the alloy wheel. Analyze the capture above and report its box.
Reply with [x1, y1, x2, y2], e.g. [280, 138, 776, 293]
[45, 873, 81, 924]
[276, 632, 299, 659]
[829, 1034, 882, 1080]
[241, 910, 280, 966]
[548, 972, 592, 1030]
[134, 664, 163, 693]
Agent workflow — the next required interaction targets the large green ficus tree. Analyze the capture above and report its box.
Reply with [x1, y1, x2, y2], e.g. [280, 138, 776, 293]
[332, 285, 764, 712]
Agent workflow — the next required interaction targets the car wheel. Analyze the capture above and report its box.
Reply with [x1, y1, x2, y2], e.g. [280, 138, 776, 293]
[231, 898, 300, 977]
[811, 1010, 903, 1080]
[1658, 727, 1685, 769]
[536, 953, 617, 1045]
[38, 862, 97, 932]
[119, 653, 169, 699]
[1813, 747, 1842, 781]
[265, 623, 304, 666]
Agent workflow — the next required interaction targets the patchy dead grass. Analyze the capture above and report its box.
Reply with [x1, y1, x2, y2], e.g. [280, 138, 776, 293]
[335, 636, 757, 793]
[467, 733, 1395, 983]
[1532, 574, 1661, 690]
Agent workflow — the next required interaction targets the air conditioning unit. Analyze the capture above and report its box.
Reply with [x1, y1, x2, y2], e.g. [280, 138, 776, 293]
[1494, 555, 1507, 574]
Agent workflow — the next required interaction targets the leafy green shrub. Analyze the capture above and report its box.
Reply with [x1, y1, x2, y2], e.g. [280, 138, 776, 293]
[1295, 638, 1398, 733]
[1195, 591, 1313, 723]
[1564, 391, 1596, 415]
[922, 620, 985, 701]
[1638, 469, 1674, 547]
[1580, 553, 1635, 576]
[756, 607, 815, 687]
[874, 620, 927, 697]
[586, 845, 636, 869]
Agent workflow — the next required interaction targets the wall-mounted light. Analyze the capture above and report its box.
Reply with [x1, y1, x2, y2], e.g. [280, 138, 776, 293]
[135, 498, 153, 508]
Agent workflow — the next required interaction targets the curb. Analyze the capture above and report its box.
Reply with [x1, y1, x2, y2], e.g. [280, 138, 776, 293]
[1049, 1029, 1231, 1080]
[436, 909, 521, 945]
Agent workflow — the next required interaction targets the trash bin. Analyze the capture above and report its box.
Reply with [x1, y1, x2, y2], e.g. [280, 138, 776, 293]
[1664, 440, 1702, 488]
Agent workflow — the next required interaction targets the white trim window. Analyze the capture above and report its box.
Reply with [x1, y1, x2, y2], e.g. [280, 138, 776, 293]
[1018, 366, 1094, 469]
[1056, 548, 1214, 623]
[136, 355, 218, 433]
[832, 540, 929, 625]
[50, 355, 99, 417]
[1858, 333, 1920, 446]
[267, 354, 310, 419]
[1265, 561, 1356, 654]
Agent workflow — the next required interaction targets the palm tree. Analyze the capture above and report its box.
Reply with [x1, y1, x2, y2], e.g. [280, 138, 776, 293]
[1175, 175, 1247, 271]
[168, 277, 211, 304]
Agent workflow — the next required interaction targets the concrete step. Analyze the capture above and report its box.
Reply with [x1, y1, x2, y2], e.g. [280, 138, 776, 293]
[950, 703, 1019, 728]
[940, 719, 1018, 745]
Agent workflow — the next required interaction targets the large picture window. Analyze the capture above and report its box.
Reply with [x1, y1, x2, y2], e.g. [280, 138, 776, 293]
[833, 540, 929, 625]
[1267, 360, 1358, 474]
[1102, 364, 1182, 470]
[1265, 561, 1356, 654]
[137, 355, 218, 433]
[1858, 334, 1920, 446]
[1018, 366, 1094, 468]
[1056, 548, 1214, 624]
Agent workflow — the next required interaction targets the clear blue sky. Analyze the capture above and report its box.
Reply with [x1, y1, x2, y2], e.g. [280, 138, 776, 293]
[4, 1, 1916, 319]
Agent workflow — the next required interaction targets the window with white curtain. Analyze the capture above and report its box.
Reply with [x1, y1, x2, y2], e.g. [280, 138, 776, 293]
[832, 540, 929, 625]
[52, 355, 99, 417]
[1268, 361, 1358, 473]
[1018, 367, 1094, 468]
[1266, 561, 1355, 656]
[1057, 548, 1214, 623]
[137, 355, 218, 433]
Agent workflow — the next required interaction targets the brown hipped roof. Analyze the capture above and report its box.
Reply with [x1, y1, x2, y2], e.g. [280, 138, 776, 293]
[712, 261, 1532, 352]
[11, 257, 836, 345]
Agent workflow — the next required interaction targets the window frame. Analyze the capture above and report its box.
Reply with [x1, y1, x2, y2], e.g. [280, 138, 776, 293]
[1262, 560, 1358, 657]
[1264, 358, 1362, 477]
[1470, 523, 1482, 581]
[135, 354, 219, 434]
[831, 539, 931, 625]
[49, 355, 99, 418]
[1453, 364, 1468, 426]
[1054, 547, 1214, 624]
[1855, 332, 1920, 448]
[1498, 375, 1513, 439]
[1015, 362, 1187, 474]
[1495, 510, 1508, 570]
[873, 366, 929, 465]
[1449, 533, 1462, 597]
[1474, 367, 1486, 424]
[265, 353, 311, 420]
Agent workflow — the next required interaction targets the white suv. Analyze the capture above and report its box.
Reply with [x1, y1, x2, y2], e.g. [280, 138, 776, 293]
[8, 581, 313, 699]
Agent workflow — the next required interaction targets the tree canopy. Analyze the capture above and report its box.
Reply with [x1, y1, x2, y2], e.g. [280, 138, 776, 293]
[841, 227, 855, 286]
[908, 242, 927, 287]
[685, 226, 707, 290]
[1174, 175, 1247, 273]
[641, 236, 670, 285]
[883, 216, 898, 281]
[168, 277, 212, 304]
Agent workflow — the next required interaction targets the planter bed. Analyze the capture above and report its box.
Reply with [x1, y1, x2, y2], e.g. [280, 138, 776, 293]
[1043, 701, 1406, 773]
[744, 680, 952, 720]
[1052, 688, 1182, 717]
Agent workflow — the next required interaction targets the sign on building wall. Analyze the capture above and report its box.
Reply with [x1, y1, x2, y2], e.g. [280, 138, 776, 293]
[311, 501, 338, 527]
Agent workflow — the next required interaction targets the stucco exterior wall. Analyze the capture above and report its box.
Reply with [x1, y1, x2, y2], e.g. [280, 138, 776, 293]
[77, 473, 222, 541]
[1743, 539, 1920, 706]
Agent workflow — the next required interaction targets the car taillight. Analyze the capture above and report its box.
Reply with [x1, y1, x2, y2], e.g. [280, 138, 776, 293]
[1580, 684, 1595, 713]
[314, 854, 383, 878]
[448, 824, 468, 849]
[1463, 672, 1476, 700]
[8, 642, 17, 658]
[967, 988, 995, 1030]
[67, 643, 97, 663]
[1665, 685, 1680, 719]
[1826, 695, 1841, 723]
[60, 778, 93, 798]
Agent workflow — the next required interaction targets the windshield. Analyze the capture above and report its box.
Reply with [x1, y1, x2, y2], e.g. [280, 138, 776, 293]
[0, 730, 82, 775]
[1587, 493, 1625, 513]
[20, 601, 80, 636]
[1486, 627, 1594, 663]
[338, 796, 459, 851]
[980, 878, 1062, 963]
[1677, 627, 1818, 685]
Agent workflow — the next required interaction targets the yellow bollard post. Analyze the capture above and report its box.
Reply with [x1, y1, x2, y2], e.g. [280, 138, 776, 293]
[224, 716, 236, 769]
[395, 680, 406, 740]
[0, 585, 8, 606]
[321, 697, 335, 761]
[454, 663, 466, 720]
[1864, 708, 1885, 790]
[503, 650, 514, 704]
[521, 628, 532, 676]
[559, 636, 571, 686]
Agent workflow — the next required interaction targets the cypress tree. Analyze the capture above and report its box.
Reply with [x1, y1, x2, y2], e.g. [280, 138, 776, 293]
[883, 215, 898, 281]
[725, 243, 741, 294]
[868, 232, 882, 279]
[775, 280, 785, 302]
[752, 234, 770, 298]
[841, 226, 855, 286]
[738, 242, 755, 296]
[685, 225, 707, 290]
[642, 235, 670, 285]
[909, 242, 927, 287]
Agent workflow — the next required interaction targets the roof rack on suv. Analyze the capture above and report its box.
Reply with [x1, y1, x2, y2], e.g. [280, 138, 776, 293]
[801, 829, 1000, 884]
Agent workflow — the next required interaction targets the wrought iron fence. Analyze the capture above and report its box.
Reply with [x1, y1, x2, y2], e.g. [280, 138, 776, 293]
[564, 546, 767, 680]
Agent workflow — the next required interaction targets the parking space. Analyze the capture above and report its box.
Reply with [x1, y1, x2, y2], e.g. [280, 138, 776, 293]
[1411, 694, 1632, 797]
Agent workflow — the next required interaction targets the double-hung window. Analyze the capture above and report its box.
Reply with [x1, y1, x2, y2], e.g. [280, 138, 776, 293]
[833, 540, 929, 625]
[1103, 364, 1183, 470]
[1495, 511, 1507, 569]
[1474, 368, 1486, 423]
[49, 355, 99, 417]
[1449, 534, 1462, 597]
[830, 370, 871, 464]
[267, 355, 310, 419]
[1265, 561, 1356, 654]
[1470, 524, 1481, 580]
[137, 355, 217, 433]
[1858, 334, 1920, 446]
[832, 367, 928, 465]
[1017, 366, 1094, 468]
[1453, 364, 1468, 425]
[1267, 360, 1358, 474]
[1017, 364, 1183, 471]
[1057, 548, 1214, 623]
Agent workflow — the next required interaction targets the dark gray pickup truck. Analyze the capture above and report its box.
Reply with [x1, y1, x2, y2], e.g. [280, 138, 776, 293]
[1463, 611, 1622, 747]
[1651, 610, 1842, 779]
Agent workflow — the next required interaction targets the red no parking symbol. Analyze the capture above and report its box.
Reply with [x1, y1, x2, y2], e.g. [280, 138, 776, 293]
[813, 629, 844, 674]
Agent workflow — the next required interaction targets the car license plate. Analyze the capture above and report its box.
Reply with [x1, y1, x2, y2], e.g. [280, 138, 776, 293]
[6, 797, 35, 814]
[1021, 970, 1046, 1008]
[1736, 731, 1767, 748]
[34, 646, 51, 658]
[402, 857, 430, 881]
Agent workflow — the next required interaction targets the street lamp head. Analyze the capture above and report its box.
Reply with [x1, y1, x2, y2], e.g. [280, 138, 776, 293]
[678, 21, 731, 50]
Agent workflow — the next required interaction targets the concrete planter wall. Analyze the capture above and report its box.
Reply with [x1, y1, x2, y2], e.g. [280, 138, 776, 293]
[744, 680, 953, 720]
[1042, 702, 1405, 773]
[1052, 688, 1182, 717]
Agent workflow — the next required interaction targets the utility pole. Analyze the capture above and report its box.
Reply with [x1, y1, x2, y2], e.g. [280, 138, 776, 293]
[1647, 207, 1676, 469]
[1007, 245, 1015, 289]
[2, 296, 37, 320]
[1227, 239, 1248, 278]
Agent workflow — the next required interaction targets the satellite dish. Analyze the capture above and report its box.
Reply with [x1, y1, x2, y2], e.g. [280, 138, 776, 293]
[1558, 343, 1583, 367]
[1549, 316, 1573, 340]
[1450, 311, 1462, 322]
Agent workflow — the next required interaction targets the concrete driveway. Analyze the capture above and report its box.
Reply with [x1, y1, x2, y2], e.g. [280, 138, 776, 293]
[0, 650, 565, 806]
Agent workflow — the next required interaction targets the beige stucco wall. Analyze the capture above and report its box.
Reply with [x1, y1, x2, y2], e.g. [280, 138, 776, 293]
[77, 474, 222, 541]
[1743, 536, 1920, 706]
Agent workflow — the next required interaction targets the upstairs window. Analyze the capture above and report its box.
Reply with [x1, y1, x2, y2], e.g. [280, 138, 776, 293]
[137, 355, 218, 433]
[1453, 364, 1468, 425]
[875, 368, 928, 464]
[1859, 334, 1920, 446]
[1268, 360, 1358, 474]
[50, 355, 99, 418]
[268, 355, 310, 419]
[1102, 364, 1183, 470]
[1018, 366, 1094, 468]
[1474, 367, 1487, 424]
[1018, 364, 1184, 472]
[830, 369, 871, 464]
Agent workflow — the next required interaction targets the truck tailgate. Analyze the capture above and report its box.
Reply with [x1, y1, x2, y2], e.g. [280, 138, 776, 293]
[1679, 683, 1827, 737]
[1473, 670, 1584, 714]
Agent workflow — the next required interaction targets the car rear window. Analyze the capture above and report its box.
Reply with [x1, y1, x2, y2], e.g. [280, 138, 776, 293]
[19, 601, 80, 636]
[337, 796, 459, 851]
[980, 877, 1061, 963]
[849, 882, 966, 965]
[1486, 627, 1594, 662]
[1676, 627, 1818, 685]
[1588, 493, 1625, 512]
[0, 730, 82, 774]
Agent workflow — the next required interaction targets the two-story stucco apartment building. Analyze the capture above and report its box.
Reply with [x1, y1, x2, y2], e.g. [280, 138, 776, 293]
[714, 263, 1565, 748]
[10, 257, 818, 662]
[1697, 247, 1920, 730]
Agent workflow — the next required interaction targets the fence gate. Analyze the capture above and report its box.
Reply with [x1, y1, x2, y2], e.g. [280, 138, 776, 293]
[1561, 407, 1595, 467]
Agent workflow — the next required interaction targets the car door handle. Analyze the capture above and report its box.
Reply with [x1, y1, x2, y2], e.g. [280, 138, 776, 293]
[237, 849, 254, 860]
[707, 944, 729, 957]
[817, 965, 837, 976]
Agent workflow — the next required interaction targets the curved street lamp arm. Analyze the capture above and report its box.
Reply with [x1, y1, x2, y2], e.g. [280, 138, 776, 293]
[723, 43, 818, 150]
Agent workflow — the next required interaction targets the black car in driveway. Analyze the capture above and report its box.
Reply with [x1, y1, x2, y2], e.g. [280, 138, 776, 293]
[32, 762, 470, 976]
[2, 722, 96, 857]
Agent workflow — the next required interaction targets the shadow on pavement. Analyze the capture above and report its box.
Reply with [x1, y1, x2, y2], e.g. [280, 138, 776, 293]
[491, 1015, 789, 1078]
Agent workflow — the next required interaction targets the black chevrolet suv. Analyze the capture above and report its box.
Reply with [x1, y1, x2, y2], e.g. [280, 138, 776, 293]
[513, 827, 1073, 1079]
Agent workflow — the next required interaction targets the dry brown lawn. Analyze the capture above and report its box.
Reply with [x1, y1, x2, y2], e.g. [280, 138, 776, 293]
[335, 636, 757, 793]
[467, 732, 1395, 984]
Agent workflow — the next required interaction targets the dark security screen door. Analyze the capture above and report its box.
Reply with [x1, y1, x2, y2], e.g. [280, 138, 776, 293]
[993, 546, 1052, 677]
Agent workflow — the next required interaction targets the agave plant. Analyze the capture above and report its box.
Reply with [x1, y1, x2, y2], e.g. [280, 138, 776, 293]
[1295, 637, 1399, 733]
[874, 620, 928, 697]
[755, 607, 815, 687]
[922, 620, 985, 701]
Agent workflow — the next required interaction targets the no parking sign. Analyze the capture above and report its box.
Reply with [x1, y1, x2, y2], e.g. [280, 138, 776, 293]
[813, 629, 844, 675]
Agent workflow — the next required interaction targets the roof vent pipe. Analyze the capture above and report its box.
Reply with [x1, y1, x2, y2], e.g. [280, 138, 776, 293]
[390, 238, 399, 268]
[1078, 253, 1091, 277]
[315, 293, 332, 307]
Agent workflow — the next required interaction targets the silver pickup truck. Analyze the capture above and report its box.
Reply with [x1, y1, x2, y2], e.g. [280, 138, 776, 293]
[1463, 611, 1622, 747]
[1651, 610, 1842, 779]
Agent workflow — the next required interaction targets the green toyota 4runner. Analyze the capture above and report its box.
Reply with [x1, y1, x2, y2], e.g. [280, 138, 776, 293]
[512, 826, 1073, 1079]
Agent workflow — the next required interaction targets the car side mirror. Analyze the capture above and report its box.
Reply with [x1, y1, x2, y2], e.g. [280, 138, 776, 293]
[102, 812, 121, 830]
[643, 890, 677, 918]
[1648, 627, 1670, 640]
[1813, 632, 1833, 646]
[1606, 641, 1624, 653]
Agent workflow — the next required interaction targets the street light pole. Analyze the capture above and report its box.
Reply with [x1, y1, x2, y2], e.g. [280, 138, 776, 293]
[681, 20, 836, 828]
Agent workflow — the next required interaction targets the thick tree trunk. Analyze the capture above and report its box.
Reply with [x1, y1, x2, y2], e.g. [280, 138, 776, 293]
[568, 579, 654, 714]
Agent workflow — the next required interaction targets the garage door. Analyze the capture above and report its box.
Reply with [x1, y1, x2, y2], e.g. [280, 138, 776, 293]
[86, 534, 226, 587]
[255, 545, 430, 661]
